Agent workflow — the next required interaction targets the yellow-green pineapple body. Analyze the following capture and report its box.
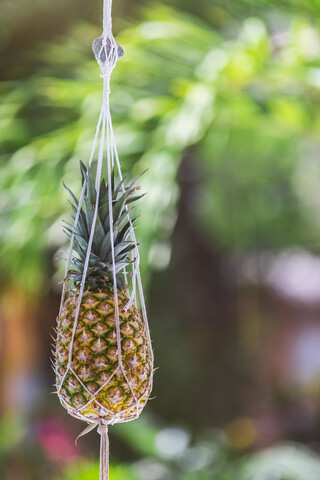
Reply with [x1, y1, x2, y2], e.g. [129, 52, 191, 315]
[56, 289, 152, 424]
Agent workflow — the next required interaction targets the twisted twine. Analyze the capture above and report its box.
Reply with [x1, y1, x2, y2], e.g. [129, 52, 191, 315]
[98, 423, 109, 480]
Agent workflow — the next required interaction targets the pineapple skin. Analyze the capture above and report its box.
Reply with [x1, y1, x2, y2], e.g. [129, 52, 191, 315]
[55, 289, 152, 424]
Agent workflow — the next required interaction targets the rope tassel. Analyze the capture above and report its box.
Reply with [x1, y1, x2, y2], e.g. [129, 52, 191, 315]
[98, 424, 110, 480]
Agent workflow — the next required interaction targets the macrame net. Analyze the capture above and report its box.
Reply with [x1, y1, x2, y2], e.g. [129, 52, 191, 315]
[55, 1, 154, 478]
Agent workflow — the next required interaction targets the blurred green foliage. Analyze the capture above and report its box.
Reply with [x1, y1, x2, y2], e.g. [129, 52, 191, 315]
[62, 463, 138, 480]
[2, 0, 320, 477]
[2, 410, 320, 480]
[0, 412, 26, 456]
[2, 4, 320, 293]
[58, 416, 320, 480]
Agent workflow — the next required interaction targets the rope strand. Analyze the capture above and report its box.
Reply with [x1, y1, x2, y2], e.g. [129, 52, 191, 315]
[103, 0, 112, 34]
[98, 424, 109, 480]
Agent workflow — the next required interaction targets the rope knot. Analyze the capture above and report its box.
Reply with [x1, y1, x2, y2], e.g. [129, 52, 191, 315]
[98, 423, 109, 436]
[92, 35, 124, 74]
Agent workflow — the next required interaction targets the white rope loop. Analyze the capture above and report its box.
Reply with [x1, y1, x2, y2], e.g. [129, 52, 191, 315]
[57, 1, 154, 479]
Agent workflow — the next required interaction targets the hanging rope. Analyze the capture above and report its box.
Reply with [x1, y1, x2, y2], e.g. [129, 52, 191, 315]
[98, 423, 109, 480]
[103, 0, 112, 34]
[56, 1, 154, 479]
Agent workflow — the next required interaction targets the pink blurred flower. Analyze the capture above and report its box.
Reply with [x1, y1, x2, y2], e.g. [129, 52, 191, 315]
[36, 417, 78, 464]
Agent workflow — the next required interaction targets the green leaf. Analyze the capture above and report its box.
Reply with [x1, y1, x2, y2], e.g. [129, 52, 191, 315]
[98, 231, 111, 261]
[86, 165, 96, 205]
[126, 193, 145, 205]
[99, 200, 110, 226]
[112, 196, 127, 224]
[83, 196, 95, 234]
[63, 181, 80, 207]
[127, 170, 147, 193]
[112, 176, 127, 199]
[117, 218, 138, 244]
[99, 178, 108, 207]
[93, 214, 106, 253]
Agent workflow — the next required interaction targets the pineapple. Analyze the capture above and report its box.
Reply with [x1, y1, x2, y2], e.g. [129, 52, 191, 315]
[55, 162, 153, 425]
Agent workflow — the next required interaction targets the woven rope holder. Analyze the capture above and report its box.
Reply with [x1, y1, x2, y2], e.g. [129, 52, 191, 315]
[56, 1, 154, 478]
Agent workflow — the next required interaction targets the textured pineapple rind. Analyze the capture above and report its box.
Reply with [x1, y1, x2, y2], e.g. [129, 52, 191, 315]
[55, 289, 153, 424]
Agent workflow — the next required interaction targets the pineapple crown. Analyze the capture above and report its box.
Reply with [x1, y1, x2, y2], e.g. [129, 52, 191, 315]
[63, 161, 144, 291]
